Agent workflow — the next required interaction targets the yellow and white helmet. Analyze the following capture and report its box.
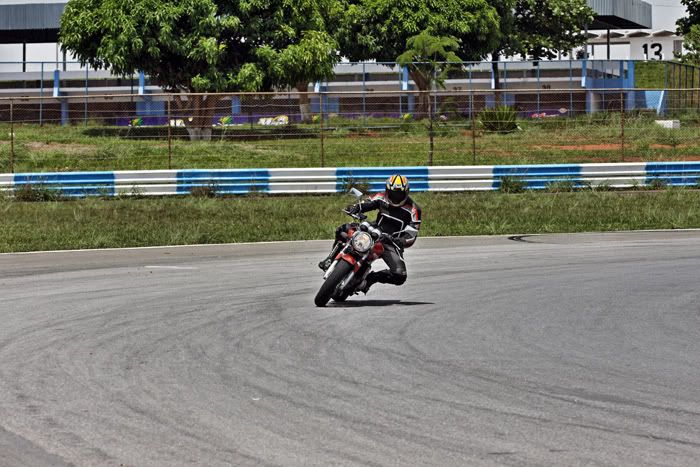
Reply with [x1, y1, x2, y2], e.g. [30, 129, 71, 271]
[385, 174, 410, 206]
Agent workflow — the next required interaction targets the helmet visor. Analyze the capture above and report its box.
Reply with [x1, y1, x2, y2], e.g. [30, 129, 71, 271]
[387, 189, 407, 205]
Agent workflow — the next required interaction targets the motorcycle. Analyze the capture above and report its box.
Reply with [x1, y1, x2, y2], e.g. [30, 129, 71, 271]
[314, 188, 403, 307]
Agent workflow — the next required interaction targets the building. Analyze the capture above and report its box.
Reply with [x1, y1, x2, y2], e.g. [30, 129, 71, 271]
[0, 0, 694, 122]
[586, 0, 687, 60]
[0, 0, 685, 68]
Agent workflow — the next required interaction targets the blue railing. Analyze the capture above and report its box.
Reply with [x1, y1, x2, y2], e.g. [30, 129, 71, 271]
[0, 59, 642, 95]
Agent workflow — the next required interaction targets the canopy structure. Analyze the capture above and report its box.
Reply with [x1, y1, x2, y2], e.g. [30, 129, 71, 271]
[587, 0, 652, 30]
[587, 29, 681, 41]
[0, 1, 66, 43]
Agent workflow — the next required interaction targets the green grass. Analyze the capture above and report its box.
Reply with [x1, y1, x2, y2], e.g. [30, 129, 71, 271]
[3, 189, 700, 252]
[635, 61, 668, 89]
[1, 114, 700, 173]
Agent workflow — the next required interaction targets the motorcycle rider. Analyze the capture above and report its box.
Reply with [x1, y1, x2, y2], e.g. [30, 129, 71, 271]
[318, 174, 422, 294]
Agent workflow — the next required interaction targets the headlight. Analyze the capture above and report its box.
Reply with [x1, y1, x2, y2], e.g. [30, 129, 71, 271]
[351, 231, 373, 253]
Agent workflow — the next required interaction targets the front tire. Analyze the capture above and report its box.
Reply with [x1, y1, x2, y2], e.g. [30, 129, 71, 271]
[315, 260, 353, 307]
[332, 291, 349, 302]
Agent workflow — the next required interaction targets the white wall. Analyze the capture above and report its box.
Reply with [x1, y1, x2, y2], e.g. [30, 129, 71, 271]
[649, 0, 686, 31]
[0, 44, 23, 71]
[0, 42, 58, 64]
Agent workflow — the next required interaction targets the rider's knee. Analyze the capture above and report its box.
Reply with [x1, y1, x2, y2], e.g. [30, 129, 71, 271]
[335, 225, 348, 241]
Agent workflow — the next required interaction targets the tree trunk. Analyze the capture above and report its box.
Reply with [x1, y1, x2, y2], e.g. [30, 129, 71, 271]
[185, 127, 213, 140]
[296, 81, 312, 122]
[174, 93, 218, 141]
[491, 52, 502, 107]
[408, 69, 431, 119]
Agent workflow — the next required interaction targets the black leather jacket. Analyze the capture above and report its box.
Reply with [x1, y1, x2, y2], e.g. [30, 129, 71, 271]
[358, 192, 422, 248]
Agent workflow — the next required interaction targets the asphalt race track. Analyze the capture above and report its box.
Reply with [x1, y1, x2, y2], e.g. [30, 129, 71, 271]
[1, 231, 700, 466]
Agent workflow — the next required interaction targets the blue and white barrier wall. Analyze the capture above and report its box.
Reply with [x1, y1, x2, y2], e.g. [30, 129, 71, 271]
[1, 162, 700, 196]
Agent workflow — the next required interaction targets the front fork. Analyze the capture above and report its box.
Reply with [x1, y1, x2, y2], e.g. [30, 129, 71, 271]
[323, 246, 369, 291]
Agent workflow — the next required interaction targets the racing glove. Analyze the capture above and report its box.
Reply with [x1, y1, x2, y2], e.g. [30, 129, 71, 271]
[345, 204, 361, 215]
[379, 233, 394, 244]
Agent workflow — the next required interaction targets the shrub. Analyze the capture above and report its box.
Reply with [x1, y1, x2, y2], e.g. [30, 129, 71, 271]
[498, 176, 526, 193]
[400, 113, 415, 133]
[647, 178, 668, 190]
[656, 129, 682, 149]
[479, 106, 518, 134]
[438, 97, 459, 119]
[546, 180, 576, 193]
[14, 183, 64, 202]
[190, 183, 218, 198]
[530, 116, 568, 131]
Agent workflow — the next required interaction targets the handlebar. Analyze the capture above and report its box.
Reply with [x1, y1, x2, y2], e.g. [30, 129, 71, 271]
[340, 208, 405, 249]
[342, 209, 367, 221]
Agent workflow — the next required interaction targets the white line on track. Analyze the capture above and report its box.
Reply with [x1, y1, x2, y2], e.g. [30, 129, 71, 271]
[144, 266, 199, 270]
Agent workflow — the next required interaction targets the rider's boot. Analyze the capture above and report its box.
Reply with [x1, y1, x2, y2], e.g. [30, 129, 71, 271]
[318, 242, 340, 271]
[357, 273, 377, 294]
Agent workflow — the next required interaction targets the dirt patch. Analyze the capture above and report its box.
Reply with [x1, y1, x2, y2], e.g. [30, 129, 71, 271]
[648, 143, 699, 149]
[535, 144, 622, 151]
[25, 142, 96, 154]
[533, 143, 700, 151]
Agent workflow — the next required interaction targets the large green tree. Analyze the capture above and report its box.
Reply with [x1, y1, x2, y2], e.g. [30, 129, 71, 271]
[60, 0, 341, 137]
[489, 0, 594, 91]
[676, 1, 700, 66]
[677, 0, 700, 35]
[339, 0, 500, 91]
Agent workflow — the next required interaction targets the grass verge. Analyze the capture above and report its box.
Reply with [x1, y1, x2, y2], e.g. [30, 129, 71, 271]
[2, 114, 700, 172]
[2, 189, 700, 252]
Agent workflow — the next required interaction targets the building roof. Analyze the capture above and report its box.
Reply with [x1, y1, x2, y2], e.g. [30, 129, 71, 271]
[0, 1, 65, 43]
[588, 0, 652, 29]
[0, 0, 654, 44]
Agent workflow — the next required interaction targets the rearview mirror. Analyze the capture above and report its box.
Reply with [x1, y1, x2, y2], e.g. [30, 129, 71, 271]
[349, 187, 364, 199]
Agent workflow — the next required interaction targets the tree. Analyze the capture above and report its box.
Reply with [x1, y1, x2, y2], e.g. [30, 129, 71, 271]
[397, 32, 463, 163]
[489, 0, 595, 92]
[396, 32, 462, 117]
[233, 0, 345, 121]
[677, 0, 700, 36]
[678, 25, 700, 66]
[676, 1, 700, 66]
[59, 0, 340, 138]
[339, 0, 501, 90]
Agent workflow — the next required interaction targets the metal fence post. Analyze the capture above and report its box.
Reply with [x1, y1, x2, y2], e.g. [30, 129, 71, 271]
[362, 62, 366, 128]
[428, 88, 434, 166]
[536, 61, 541, 114]
[319, 91, 325, 168]
[620, 90, 625, 162]
[39, 62, 44, 126]
[84, 67, 88, 126]
[471, 90, 477, 165]
[9, 99, 14, 173]
[167, 95, 172, 170]
[569, 60, 573, 117]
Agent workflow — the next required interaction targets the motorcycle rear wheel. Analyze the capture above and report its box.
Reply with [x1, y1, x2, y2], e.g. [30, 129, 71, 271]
[315, 261, 353, 307]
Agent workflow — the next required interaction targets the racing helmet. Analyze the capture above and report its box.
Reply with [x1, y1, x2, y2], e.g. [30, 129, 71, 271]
[385, 174, 410, 206]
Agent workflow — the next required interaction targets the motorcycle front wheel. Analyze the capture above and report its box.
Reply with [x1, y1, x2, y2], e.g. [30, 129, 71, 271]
[315, 260, 353, 307]
[331, 290, 349, 302]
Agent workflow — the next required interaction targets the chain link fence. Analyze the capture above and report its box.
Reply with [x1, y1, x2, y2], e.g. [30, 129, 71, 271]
[0, 89, 699, 173]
